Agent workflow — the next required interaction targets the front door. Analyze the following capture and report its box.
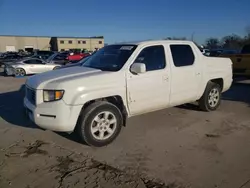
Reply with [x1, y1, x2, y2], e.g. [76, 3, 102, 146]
[126, 45, 171, 115]
[25, 59, 47, 73]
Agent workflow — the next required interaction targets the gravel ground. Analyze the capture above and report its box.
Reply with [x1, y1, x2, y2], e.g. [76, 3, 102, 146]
[0, 71, 250, 188]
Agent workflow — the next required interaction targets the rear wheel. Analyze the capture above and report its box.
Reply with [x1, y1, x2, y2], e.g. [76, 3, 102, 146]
[53, 66, 60, 70]
[198, 82, 221, 111]
[76, 101, 123, 147]
[15, 68, 26, 77]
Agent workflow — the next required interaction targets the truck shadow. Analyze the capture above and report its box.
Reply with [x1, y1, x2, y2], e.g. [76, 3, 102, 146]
[0, 84, 87, 144]
[56, 132, 87, 145]
[222, 80, 250, 105]
[0, 84, 37, 129]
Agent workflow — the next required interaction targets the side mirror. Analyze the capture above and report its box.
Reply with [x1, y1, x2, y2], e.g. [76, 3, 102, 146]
[130, 63, 146, 74]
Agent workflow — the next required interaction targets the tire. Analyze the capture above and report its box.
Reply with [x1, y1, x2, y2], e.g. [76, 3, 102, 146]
[198, 82, 222, 112]
[15, 68, 26, 77]
[76, 101, 123, 147]
[53, 66, 60, 70]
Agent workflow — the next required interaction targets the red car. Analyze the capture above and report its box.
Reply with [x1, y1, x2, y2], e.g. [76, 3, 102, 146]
[67, 53, 90, 61]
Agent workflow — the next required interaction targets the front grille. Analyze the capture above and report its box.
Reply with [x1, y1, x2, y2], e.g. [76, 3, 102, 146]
[26, 86, 36, 106]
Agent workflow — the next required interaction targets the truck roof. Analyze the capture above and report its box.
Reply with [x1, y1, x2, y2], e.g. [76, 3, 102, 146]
[114, 40, 194, 46]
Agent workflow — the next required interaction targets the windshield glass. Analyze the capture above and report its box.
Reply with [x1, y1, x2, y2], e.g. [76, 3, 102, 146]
[47, 53, 58, 61]
[77, 56, 90, 65]
[82, 45, 137, 71]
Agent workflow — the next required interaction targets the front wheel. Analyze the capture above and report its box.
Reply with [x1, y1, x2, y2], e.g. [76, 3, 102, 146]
[15, 68, 26, 77]
[76, 101, 123, 147]
[198, 82, 221, 111]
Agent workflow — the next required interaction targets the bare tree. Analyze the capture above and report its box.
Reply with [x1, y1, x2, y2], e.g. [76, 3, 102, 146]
[221, 34, 242, 49]
[164, 37, 187, 40]
[205, 38, 220, 49]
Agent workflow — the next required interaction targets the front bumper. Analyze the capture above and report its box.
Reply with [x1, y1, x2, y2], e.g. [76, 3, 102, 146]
[24, 97, 82, 132]
[4, 67, 15, 76]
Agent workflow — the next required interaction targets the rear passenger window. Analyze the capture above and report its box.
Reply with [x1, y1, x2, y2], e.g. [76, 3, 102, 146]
[134, 45, 166, 71]
[170, 45, 195, 67]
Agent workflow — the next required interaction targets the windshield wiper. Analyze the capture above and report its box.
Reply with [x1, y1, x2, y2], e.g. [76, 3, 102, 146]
[83, 65, 115, 71]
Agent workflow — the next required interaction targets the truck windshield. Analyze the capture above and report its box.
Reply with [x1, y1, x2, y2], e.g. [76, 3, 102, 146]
[83, 45, 137, 71]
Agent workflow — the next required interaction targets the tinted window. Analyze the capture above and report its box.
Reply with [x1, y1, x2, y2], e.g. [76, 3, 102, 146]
[83, 45, 137, 71]
[36, 51, 54, 56]
[60, 41, 64, 44]
[34, 60, 43, 64]
[24, 60, 35, 64]
[54, 54, 67, 60]
[241, 44, 250, 54]
[134, 45, 166, 71]
[68, 41, 73, 44]
[24, 59, 43, 64]
[170, 45, 195, 67]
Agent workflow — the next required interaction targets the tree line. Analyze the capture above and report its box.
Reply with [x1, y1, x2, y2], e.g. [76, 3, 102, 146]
[165, 26, 250, 50]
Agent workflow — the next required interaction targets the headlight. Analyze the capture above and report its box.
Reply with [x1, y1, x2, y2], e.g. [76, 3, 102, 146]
[43, 90, 64, 102]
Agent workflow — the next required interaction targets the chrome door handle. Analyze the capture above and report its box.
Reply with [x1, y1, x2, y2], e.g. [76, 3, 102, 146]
[163, 75, 169, 81]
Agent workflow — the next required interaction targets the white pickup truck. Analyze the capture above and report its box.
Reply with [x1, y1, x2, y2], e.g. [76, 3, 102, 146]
[24, 40, 232, 147]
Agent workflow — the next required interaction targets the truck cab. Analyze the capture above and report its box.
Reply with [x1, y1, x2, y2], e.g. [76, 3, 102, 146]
[24, 40, 233, 147]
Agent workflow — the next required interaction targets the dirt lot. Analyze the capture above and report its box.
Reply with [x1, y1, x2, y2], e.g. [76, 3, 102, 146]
[0, 72, 250, 188]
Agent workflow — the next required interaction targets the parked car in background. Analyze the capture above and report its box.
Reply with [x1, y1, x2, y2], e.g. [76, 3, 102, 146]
[46, 53, 69, 65]
[0, 53, 23, 67]
[200, 48, 210, 56]
[24, 40, 232, 147]
[58, 56, 90, 69]
[220, 44, 250, 77]
[33, 50, 55, 60]
[4, 58, 61, 76]
[67, 52, 91, 63]
[209, 49, 238, 57]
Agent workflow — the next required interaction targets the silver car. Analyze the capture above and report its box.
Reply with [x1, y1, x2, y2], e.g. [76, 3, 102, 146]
[4, 58, 61, 76]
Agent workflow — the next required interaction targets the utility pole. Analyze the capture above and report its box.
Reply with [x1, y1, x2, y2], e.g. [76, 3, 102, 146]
[191, 32, 195, 42]
[90, 37, 92, 51]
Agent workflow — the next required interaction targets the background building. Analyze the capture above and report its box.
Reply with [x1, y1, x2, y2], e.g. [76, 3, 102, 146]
[0, 35, 104, 52]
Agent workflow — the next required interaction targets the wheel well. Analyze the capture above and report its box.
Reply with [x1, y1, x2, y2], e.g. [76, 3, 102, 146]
[82, 96, 128, 126]
[210, 78, 224, 90]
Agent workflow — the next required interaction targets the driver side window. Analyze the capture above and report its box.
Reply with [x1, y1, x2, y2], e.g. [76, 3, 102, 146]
[24, 60, 34, 64]
[24, 59, 43, 64]
[33, 60, 43, 64]
[134, 45, 166, 71]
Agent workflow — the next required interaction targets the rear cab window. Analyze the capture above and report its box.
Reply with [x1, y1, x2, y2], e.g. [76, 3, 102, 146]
[170, 44, 195, 67]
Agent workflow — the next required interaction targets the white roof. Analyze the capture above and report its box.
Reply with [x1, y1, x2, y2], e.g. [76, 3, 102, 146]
[114, 40, 193, 46]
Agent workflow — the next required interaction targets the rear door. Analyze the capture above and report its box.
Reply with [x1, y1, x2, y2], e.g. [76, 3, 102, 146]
[168, 44, 202, 106]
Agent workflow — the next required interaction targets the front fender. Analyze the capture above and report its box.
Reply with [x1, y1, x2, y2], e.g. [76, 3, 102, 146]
[63, 86, 128, 111]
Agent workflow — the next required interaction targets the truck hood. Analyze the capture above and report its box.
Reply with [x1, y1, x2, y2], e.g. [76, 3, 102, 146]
[26, 66, 102, 89]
